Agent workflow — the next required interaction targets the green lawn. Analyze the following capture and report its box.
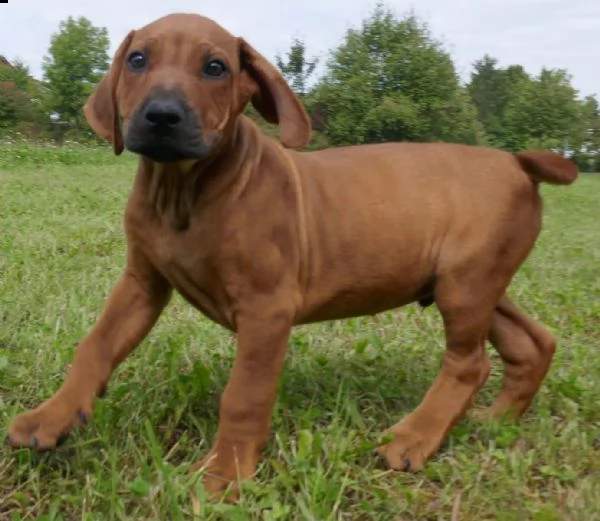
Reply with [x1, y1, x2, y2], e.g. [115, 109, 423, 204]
[0, 146, 599, 520]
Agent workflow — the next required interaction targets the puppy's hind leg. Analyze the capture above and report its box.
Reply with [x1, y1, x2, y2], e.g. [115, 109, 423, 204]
[479, 295, 556, 420]
[376, 267, 506, 471]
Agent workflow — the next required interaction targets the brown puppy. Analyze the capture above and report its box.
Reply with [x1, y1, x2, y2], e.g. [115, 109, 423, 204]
[7, 13, 577, 499]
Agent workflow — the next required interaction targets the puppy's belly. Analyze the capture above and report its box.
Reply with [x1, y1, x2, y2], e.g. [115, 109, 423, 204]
[298, 276, 430, 324]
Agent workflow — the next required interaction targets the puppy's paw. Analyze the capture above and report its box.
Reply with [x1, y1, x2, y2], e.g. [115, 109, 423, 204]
[6, 395, 93, 450]
[374, 422, 442, 472]
[191, 453, 242, 504]
[191, 442, 260, 505]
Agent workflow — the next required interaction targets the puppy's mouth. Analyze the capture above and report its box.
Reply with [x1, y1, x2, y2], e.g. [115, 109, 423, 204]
[123, 92, 214, 164]
[126, 134, 211, 164]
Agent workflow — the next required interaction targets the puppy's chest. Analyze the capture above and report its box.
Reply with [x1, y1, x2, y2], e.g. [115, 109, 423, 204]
[137, 222, 234, 327]
[152, 231, 206, 275]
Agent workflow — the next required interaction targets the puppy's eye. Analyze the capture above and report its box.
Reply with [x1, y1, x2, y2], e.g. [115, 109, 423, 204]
[127, 51, 147, 71]
[204, 60, 227, 78]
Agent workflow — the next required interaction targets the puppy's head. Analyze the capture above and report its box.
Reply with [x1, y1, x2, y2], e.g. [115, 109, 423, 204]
[84, 13, 311, 163]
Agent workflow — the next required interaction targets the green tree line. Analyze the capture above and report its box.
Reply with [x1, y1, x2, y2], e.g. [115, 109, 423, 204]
[1, 5, 598, 171]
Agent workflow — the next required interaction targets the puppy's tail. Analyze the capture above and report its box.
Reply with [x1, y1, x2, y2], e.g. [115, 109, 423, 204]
[515, 151, 578, 185]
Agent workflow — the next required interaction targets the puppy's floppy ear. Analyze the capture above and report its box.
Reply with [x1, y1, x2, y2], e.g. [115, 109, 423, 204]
[238, 38, 311, 149]
[84, 31, 134, 155]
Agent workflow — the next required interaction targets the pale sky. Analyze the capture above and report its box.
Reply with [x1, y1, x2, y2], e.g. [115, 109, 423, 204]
[0, 0, 598, 98]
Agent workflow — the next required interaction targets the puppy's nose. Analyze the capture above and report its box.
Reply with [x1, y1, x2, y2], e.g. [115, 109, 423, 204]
[143, 98, 185, 129]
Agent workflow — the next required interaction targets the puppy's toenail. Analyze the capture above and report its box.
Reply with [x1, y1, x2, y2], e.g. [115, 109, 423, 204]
[372, 449, 387, 466]
[78, 411, 88, 424]
[403, 458, 412, 471]
[4, 435, 10, 445]
[30, 437, 38, 448]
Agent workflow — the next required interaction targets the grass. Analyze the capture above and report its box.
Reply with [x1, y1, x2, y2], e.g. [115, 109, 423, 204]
[0, 144, 599, 520]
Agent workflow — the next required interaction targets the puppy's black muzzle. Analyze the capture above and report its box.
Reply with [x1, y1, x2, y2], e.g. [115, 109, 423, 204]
[125, 91, 209, 163]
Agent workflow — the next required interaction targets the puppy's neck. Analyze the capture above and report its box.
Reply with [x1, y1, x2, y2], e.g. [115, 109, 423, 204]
[140, 117, 262, 230]
[176, 159, 200, 175]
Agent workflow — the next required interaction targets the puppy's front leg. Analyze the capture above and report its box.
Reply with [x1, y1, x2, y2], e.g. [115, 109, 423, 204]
[195, 308, 292, 500]
[7, 254, 171, 450]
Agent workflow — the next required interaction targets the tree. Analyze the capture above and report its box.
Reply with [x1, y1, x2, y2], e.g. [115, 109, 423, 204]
[468, 55, 503, 124]
[275, 37, 318, 97]
[0, 82, 28, 130]
[467, 56, 531, 149]
[502, 68, 580, 152]
[467, 56, 582, 153]
[0, 58, 31, 91]
[309, 5, 484, 146]
[468, 55, 510, 145]
[570, 95, 600, 171]
[43, 16, 109, 133]
[0, 57, 48, 133]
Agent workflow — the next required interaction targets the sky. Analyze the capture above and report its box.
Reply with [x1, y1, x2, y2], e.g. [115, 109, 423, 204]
[0, 0, 598, 98]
